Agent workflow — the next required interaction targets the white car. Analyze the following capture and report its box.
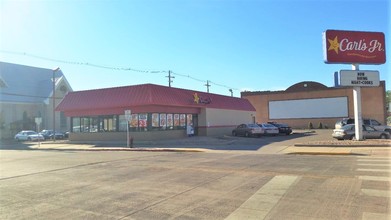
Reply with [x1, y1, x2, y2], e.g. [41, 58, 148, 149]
[14, 130, 45, 142]
[257, 123, 279, 135]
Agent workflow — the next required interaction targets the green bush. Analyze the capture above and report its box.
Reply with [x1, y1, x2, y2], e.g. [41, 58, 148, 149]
[318, 122, 323, 129]
[308, 122, 313, 129]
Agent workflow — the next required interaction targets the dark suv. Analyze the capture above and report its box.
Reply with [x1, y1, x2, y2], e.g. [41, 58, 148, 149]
[267, 122, 292, 135]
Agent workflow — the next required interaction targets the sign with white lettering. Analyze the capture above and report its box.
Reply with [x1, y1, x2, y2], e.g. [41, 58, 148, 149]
[124, 110, 132, 121]
[339, 70, 379, 87]
[323, 30, 386, 64]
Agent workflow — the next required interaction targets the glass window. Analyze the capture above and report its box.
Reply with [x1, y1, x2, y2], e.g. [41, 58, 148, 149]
[119, 115, 127, 132]
[371, 120, 381, 126]
[180, 114, 186, 127]
[174, 114, 180, 127]
[187, 114, 193, 125]
[90, 117, 99, 132]
[72, 117, 81, 133]
[81, 117, 90, 132]
[139, 113, 148, 130]
[160, 113, 166, 129]
[167, 114, 173, 129]
[152, 113, 159, 127]
[100, 115, 117, 132]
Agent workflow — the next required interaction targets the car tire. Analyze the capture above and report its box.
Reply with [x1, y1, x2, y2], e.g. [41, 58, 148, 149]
[380, 134, 387, 139]
[245, 132, 250, 137]
[232, 131, 237, 136]
[27, 137, 32, 141]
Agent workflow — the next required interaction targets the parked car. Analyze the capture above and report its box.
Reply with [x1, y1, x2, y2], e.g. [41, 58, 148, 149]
[267, 122, 292, 135]
[335, 118, 391, 134]
[39, 130, 65, 140]
[14, 130, 45, 142]
[232, 124, 264, 137]
[257, 123, 279, 135]
[332, 124, 389, 140]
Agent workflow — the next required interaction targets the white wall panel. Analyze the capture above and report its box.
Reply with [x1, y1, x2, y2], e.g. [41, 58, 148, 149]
[269, 97, 348, 119]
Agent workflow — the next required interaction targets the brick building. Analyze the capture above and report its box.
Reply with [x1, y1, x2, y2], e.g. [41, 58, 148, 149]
[241, 81, 387, 129]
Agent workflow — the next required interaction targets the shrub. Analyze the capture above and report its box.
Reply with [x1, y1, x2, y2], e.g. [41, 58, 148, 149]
[318, 122, 323, 129]
[308, 122, 313, 129]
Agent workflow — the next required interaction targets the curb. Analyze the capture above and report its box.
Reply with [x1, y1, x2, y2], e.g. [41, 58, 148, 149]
[286, 152, 369, 156]
[29, 146, 206, 153]
[294, 144, 391, 148]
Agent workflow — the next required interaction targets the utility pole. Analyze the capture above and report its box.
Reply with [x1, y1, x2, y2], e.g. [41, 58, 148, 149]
[229, 89, 233, 97]
[205, 80, 211, 93]
[166, 70, 174, 87]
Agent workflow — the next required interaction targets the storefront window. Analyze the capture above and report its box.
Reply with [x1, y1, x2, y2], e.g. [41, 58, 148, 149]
[166, 114, 173, 129]
[174, 114, 180, 127]
[80, 117, 88, 132]
[152, 113, 159, 128]
[187, 114, 193, 125]
[129, 114, 138, 132]
[180, 114, 186, 128]
[160, 113, 166, 130]
[90, 117, 99, 132]
[139, 113, 148, 131]
[72, 117, 81, 133]
[100, 115, 117, 132]
[70, 113, 193, 133]
[119, 115, 127, 132]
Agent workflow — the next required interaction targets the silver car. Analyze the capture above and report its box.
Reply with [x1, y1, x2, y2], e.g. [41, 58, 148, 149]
[332, 124, 389, 140]
[232, 124, 264, 137]
[14, 130, 45, 142]
[257, 123, 279, 135]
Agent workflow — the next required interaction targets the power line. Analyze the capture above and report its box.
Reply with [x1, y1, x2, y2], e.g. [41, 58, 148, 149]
[1, 50, 239, 92]
[1, 92, 63, 99]
[0, 50, 166, 74]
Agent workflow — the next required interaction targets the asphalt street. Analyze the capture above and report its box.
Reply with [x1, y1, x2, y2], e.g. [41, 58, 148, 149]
[1, 145, 390, 219]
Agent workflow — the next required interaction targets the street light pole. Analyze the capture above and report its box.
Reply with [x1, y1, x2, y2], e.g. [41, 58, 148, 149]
[53, 67, 60, 142]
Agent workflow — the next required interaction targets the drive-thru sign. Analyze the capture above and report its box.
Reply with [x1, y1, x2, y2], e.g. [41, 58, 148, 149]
[323, 29, 386, 141]
[339, 70, 380, 87]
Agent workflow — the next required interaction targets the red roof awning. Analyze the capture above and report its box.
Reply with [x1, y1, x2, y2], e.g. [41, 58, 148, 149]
[56, 84, 255, 116]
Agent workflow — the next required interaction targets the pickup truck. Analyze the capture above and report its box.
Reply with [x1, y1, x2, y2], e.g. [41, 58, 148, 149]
[335, 118, 391, 134]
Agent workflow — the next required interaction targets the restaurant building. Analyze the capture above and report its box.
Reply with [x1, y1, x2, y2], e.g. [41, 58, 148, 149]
[56, 83, 256, 141]
[241, 81, 387, 129]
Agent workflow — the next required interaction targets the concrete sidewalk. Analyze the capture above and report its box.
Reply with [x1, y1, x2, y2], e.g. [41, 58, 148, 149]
[27, 132, 391, 156]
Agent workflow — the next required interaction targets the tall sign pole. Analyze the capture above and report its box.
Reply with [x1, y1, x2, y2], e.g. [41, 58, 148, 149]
[352, 64, 363, 140]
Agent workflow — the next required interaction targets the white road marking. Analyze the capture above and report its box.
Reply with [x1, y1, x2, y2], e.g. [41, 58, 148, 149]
[362, 212, 391, 220]
[359, 176, 391, 182]
[225, 175, 299, 220]
[361, 189, 391, 198]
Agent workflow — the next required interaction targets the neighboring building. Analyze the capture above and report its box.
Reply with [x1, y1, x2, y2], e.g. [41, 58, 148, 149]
[56, 83, 256, 141]
[0, 62, 73, 139]
[241, 81, 387, 129]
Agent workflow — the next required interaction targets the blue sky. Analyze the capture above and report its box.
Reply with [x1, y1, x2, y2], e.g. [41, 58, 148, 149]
[0, 0, 389, 97]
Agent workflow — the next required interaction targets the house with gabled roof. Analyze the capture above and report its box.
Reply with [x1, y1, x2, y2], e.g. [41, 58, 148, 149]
[56, 83, 256, 141]
[0, 62, 73, 139]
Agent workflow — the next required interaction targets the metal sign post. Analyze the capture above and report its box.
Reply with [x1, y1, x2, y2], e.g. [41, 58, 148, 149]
[124, 110, 131, 148]
[352, 64, 363, 141]
[35, 117, 42, 147]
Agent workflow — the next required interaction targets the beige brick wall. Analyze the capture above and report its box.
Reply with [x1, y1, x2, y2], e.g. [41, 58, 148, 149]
[242, 81, 386, 129]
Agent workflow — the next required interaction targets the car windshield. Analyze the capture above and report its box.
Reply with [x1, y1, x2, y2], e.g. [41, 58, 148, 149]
[26, 131, 38, 135]
[341, 124, 355, 130]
